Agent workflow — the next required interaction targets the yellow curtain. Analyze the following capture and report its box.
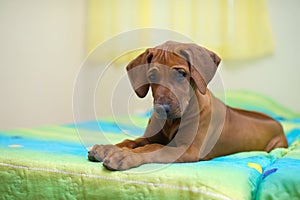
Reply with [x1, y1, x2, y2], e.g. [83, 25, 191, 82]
[87, 0, 274, 62]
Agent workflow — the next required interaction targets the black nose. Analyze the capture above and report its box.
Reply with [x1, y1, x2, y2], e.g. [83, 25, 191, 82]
[154, 104, 171, 116]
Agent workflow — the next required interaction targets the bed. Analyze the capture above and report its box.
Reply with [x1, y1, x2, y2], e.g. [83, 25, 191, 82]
[1, 91, 300, 199]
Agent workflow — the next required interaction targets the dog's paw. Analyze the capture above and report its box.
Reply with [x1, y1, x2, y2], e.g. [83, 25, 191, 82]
[103, 151, 143, 171]
[88, 144, 120, 162]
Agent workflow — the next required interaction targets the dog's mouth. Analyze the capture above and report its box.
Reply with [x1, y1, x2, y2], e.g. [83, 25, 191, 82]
[153, 103, 182, 119]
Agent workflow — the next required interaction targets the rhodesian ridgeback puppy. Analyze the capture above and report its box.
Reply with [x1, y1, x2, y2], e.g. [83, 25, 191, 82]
[88, 41, 288, 171]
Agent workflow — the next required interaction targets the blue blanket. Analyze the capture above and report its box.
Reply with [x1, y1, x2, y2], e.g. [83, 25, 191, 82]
[1, 91, 300, 199]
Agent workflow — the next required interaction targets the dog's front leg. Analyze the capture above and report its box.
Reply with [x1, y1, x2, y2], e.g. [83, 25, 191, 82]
[88, 117, 159, 163]
[90, 135, 169, 170]
[88, 144, 120, 162]
[102, 144, 201, 170]
[101, 143, 164, 170]
[116, 137, 150, 149]
[89, 140, 168, 170]
[102, 143, 168, 170]
[87, 137, 149, 162]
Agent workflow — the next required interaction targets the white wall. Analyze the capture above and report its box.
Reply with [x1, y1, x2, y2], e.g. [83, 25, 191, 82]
[0, 0, 299, 130]
[95, 0, 300, 119]
[93, 0, 300, 119]
[218, 0, 300, 112]
[0, 0, 86, 130]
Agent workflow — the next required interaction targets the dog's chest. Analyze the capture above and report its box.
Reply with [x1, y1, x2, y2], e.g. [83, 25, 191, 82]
[162, 119, 181, 141]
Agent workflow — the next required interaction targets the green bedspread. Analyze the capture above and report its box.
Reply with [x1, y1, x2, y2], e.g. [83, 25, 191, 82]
[1, 91, 300, 199]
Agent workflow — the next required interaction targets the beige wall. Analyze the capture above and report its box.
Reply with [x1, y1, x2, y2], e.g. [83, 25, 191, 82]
[93, 0, 300, 119]
[219, 0, 300, 112]
[0, 0, 299, 130]
[0, 0, 86, 130]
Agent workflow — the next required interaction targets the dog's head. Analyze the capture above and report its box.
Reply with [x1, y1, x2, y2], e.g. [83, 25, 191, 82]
[126, 41, 221, 119]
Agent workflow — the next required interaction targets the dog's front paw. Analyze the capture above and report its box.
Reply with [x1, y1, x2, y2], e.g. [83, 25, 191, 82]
[103, 151, 143, 171]
[88, 144, 120, 162]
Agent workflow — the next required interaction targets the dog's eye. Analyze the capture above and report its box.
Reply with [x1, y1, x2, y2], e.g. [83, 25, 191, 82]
[148, 73, 157, 82]
[174, 70, 187, 81]
[178, 71, 187, 77]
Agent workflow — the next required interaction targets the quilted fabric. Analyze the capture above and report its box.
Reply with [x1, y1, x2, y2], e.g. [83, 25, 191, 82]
[1, 91, 300, 199]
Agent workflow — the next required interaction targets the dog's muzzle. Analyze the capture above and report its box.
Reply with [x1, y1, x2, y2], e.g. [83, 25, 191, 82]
[154, 103, 171, 119]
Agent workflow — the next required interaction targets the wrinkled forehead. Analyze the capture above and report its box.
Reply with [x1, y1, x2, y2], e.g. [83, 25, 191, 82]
[149, 48, 189, 68]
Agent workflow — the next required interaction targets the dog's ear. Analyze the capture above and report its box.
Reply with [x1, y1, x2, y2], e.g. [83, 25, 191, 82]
[126, 49, 153, 98]
[176, 44, 221, 94]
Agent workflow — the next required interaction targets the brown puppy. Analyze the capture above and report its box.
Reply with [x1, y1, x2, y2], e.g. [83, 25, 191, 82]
[88, 41, 288, 170]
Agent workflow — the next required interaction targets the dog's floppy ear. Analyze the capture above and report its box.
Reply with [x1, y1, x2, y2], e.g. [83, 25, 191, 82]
[126, 49, 153, 98]
[176, 44, 221, 94]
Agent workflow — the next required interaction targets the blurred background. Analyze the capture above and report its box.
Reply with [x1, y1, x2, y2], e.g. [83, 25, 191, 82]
[0, 0, 299, 130]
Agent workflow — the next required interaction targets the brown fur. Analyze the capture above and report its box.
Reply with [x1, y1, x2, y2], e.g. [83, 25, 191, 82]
[88, 41, 288, 170]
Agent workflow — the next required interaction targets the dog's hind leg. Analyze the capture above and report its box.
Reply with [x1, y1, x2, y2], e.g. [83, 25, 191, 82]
[264, 134, 288, 152]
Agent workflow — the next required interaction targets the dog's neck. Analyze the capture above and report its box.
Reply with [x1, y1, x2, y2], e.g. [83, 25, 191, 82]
[149, 88, 217, 146]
